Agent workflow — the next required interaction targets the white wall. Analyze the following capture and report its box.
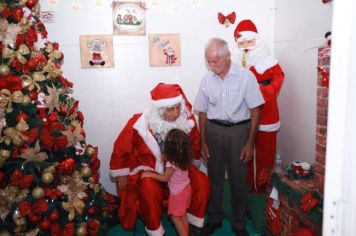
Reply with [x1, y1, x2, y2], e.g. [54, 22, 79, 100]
[41, 0, 276, 194]
[275, 0, 332, 165]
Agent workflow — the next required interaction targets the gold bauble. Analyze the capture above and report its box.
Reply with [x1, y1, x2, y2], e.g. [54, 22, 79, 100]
[85, 147, 95, 156]
[75, 224, 87, 236]
[32, 187, 45, 199]
[81, 166, 91, 177]
[18, 44, 30, 55]
[41, 172, 54, 184]
[0, 64, 10, 76]
[0, 149, 11, 158]
[14, 217, 26, 226]
[21, 95, 31, 106]
[12, 209, 21, 221]
[0, 231, 12, 236]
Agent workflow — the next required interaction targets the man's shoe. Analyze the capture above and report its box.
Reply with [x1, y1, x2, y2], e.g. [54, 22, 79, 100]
[199, 222, 222, 236]
[188, 224, 199, 236]
[233, 228, 249, 236]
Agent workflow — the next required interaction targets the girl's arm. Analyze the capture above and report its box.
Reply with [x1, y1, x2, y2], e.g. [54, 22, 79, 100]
[141, 167, 175, 182]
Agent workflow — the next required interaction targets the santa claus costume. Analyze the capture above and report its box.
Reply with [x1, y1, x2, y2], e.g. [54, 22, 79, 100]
[234, 19, 285, 192]
[110, 83, 210, 236]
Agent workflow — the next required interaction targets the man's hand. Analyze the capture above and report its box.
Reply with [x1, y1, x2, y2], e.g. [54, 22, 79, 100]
[240, 142, 254, 163]
[116, 175, 128, 191]
[201, 141, 210, 161]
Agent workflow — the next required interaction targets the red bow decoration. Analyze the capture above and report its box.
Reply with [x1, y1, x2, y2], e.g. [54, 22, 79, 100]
[300, 192, 318, 212]
[218, 12, 236, 27]
[317, 66, 329, 88]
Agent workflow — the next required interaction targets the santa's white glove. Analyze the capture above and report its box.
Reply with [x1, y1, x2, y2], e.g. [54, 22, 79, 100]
[191, 159, 201, 169]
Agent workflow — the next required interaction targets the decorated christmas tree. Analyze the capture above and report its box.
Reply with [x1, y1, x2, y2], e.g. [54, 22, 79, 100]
[0, 0, 118, 235]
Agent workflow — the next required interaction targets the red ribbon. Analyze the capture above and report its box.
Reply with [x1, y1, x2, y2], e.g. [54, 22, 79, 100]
[218, 12, 236, 25]
[300, 192, 318, 212]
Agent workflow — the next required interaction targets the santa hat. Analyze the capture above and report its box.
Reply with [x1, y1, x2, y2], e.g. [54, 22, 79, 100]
[150, 83, 192, 111]
[234, 19, 258, 42]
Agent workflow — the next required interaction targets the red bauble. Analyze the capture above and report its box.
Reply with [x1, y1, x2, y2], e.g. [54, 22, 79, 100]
[28, 91, 38, 100]
[26, 0, 38, 8]
[87, 206, 97, 217]
[58, 157, 76, 175]
[27, 57, 39, 69]
[13, 8, 24, 22]
[16, 112, 29, 122]
[48, 210, 59, 223]
[39, 219, 51, 231]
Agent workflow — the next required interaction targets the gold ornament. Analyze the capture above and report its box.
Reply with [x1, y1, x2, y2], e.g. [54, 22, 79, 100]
[21, 95, 31, 106]
[41, 172, 54, 184]
[62, 197, 85, 221]
[32, 187, 45, 199]
[80, 166, 91, 177]
[52, 50, 62, 60]
[0, 64, 10, 76]
[16, 119, 29, 132]
[2, 47, 15, 63]
[85, 147, 95, 156]
[75, 224, 87, 236]
[0, 149, 11, 158]
[18, 44, 30, 55]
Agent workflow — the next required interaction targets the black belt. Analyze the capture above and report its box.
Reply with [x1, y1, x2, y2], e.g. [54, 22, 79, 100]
[208, 119, 250, 127]
[259, 79, 271, 85]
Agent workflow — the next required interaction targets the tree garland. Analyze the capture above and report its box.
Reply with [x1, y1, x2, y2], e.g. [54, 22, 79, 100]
[271, 173, 323, 225]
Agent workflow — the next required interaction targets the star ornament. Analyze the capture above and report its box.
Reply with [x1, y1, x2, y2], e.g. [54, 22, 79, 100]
[44, 85, 61, 113]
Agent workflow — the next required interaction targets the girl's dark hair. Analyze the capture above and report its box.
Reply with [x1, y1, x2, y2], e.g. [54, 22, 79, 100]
[164, 129, 192, 171]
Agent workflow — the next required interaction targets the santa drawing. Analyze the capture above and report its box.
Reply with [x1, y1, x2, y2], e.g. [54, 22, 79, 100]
[87, 39, 107, 66]
[163, 46, 177, 65]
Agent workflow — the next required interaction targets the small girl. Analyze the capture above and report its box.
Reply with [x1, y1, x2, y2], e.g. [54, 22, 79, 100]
[141, 128, 192, 236]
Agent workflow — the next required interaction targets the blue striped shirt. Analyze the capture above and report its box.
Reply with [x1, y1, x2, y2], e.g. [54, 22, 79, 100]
[194, 63, 264, 122]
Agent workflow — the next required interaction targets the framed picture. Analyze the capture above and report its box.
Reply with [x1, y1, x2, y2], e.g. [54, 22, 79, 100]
[113, 2, 146, 36]
[148, 34, 181, 67]
[79, 35, 114, 69]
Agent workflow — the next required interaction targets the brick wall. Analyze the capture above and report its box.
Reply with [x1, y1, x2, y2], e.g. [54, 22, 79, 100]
[268, 47, 330, 235]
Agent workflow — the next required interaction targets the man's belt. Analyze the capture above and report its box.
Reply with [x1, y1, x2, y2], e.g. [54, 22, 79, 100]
[259, 79, 271, 85]
[208, 119, 250, 127]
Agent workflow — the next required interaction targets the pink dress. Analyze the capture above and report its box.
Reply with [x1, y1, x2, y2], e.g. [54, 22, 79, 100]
[166, 161, 191, 216]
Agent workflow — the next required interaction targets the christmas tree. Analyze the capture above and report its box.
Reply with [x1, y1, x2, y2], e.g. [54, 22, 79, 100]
[0, 0, 118, 235]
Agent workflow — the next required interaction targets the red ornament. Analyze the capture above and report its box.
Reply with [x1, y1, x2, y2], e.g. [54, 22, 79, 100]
[28, 90, 38, 100]
[13, 8, 24, 23]
[27, 57, 39, 69]
[217, 12, 236, 26]
[26, 0, 38, 8]
[87, 206, 97, 217]
[58, 157, 76, 175]
[39, 219, 51, 231]
[48, 210, 59, 222]
[16, 112, 29, 122]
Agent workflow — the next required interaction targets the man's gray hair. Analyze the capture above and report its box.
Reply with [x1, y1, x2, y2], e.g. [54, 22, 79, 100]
[205, 37, 230, 57]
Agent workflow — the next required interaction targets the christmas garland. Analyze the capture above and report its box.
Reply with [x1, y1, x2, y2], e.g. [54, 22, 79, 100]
[271, 173, 323, 225]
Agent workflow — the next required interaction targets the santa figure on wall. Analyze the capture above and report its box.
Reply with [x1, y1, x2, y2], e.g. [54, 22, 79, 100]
[233, 19, 285, 233]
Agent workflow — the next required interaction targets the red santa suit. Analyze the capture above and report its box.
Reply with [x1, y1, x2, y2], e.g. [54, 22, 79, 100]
[109, 83, 210, 236]
[234, 19, 284, 192]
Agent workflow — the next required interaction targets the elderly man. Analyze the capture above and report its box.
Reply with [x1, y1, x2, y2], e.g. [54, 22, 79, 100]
[110, 83, 210, 236]
[195, 37, 264, 236]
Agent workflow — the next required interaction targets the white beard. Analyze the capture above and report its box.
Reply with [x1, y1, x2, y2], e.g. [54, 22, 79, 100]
[145, 103, 195, 140]
[233, 41, 271, 68]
